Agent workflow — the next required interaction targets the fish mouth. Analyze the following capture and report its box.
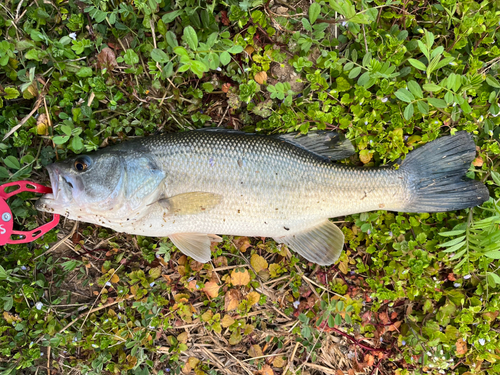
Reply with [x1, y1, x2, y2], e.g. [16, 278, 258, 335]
[35, 164, 62, 213]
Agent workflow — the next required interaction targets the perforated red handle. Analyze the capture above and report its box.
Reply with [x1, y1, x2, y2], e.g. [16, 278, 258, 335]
[0, 181, 60, 245]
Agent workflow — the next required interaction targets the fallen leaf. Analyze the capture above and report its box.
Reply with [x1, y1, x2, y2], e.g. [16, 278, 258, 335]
[110, 273, 120, 283]
[359, 149, 372, 164]
[177, 331, 188, 343]
[254, 71, 267, 84]
[244, 45, 255, 56]
[250, 253, 268, 273]
[36, 113, 49, 135]
[213, 256, 228, 267]
[201, 310, 213, 322]
[230, 268, 250, 286]
[378, 311, 390, 325]
[364, 354, 375, 366]
[97, 47, 118, 69]
[225, 289, 242, 311]
[190, 260, 204, 272]
[220, 10, 230, 26]
[472, 156, 483, 167]
[221, 314, 235, 328]
[247, 291, 260, 306]
[187, 279, 198, 292]
[456, 338, 467, 355]
[248, 344, 263, 358]
[221, 83, 231, 93]
[203, 281, 220, 298]
[234, 236, 251, 253]
[273, 356, 286, 368]
[448, 273, 457, 281]
[259, 364, 274, 375]
[335, 370, 344, 375]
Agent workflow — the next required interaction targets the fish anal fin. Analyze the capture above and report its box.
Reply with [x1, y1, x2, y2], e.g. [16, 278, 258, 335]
[169, 233, 222, 263]
[275, 131, 355, 161]
[159, 192, 222, 215]
[274, 220, 344, 266]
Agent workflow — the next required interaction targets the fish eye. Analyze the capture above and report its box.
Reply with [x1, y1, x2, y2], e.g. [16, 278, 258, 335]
[74, 157, 90, 172]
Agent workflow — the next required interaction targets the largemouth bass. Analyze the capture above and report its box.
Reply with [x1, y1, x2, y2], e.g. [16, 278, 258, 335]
[36, 130, 489, 265]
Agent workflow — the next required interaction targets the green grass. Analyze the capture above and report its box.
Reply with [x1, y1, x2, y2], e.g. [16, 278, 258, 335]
[1, 0, 500, 374]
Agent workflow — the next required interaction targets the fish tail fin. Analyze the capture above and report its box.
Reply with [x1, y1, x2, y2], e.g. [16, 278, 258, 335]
[400, 131, 489, 213]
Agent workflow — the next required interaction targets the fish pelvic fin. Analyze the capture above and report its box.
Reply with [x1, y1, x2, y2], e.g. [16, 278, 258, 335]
[169, 233, 222, 263]
[401, 131, 489, 212]
[274, 220, 344, 266]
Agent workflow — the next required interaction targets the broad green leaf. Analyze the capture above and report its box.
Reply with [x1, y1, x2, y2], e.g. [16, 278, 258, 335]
[343, 62, 354, 71]
[491, 171, 500, 186]
[183, 26, 198, 50]
[53, 135, 70, 145]
[357, 71, 371, 86]
[488, 272, 500, 285]
[3, 87, 20, 100]
[228, 45, 243, 54]
[190, 60, 208, 78]
[444, 91, 454, 104]
[173, 46, 190, 63]
[309, 2, 321, 24]
[0, 166, 9, 178]
[422, 83, 441, 92]
[123, 49, 139, 65]
[220, 51, 231, 65]
[395, 88, 415, 103]
[408, 58, 426, 71]
[362, 52, 372, 67]
[403, 103, 414, 120]
[162, 10, 183, 23]
[427, 98, 447, 108]
[76, 67, 93, 77]
[407, 80, 423, 99]
[484, 250, 500, 259]
[434, 57, 454, 71]
[417, 100, 429, 115]
[151, 48, 169, 63]
[486, 76, 500, 89]
[348, 66, 361, 79]
[3, 156, 20, 170]
[460, 100, 472, 114]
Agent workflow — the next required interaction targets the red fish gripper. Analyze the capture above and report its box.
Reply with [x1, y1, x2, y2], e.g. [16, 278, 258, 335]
[0, 181, 60, 245]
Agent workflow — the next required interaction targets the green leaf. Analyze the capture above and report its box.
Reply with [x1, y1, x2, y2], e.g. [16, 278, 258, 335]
[162, 10, 183, 23]
[53, 135, 70, 145]
[427, 98, 447, 108]
[408, 58, 426, 71]
[308, 2, 321, 24]
[362, 52, 371, 67]
[486, 76, 500, 89]
[220, 51, 231, 66]
[183, 26, 198, 50]
[488, 272, 500, 285]
[173, 46, 190, 63]
[407, 80, 423, 99]
[395, 88, 415, 103]
[190, 60, 208, 78]
[439, 229, 465, 237]
[3, 156, 20, 170]
[484, 250, 500, 259]
[439, 236, 466, 248]
[3, 87, 20, 100]
[348, 66, 361, 79]
[3, 296, 13, 311]
[357, 71, 371, 86]
[491, 171, 500, 186]
[228, 45, 243, 54]
[123, 49, 139, 65]
[151, 48, 169, 64]
[417, 100, 429, 115]
[343, 62, 354, 71]
[423, 83, 442, 92]
[0, 166, 9, 178]
[76, 67, 93, 77]
[403, 103, 414, 120]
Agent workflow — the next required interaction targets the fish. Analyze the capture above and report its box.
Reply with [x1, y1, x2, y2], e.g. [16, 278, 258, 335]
[35, 130, 489, 265]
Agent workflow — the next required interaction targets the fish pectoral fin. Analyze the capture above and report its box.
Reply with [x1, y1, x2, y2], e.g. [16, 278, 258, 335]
[158, 192, 222, 215]
[169, 233, 221, 263]
[274, 220, 344, 266]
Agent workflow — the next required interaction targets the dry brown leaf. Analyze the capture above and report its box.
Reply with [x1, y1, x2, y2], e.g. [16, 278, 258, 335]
[388, 321, 402, 331]
[254, 71, 268, 84]
[250, 253, 268, 273]
[97, 47, 118, 69]
[190, 260, 204, 272]
[187, 280, 198, 292]
[273, 356, 286, 368]
[247, 291, 260, 306]
[225, 289, 242, 311]
[359, 149, 372, 164]
[213, 256, 228, 267]
[221, 314, 235, 328]
[244, 45, 255, 56]
[472, 156, 483, 167]
[177, 331, 188, 344]
[230, 268, 250, 286]
[338, 260, 349, 274]
[203, 281, 220, 298]
[348, 369, 355, 375]
[110, 273, 120, 283]
[335, 370, 344, 375]
[248, 344, 263, 358]
[364, 354, 375, 366]
[259, 364, 274, 375]
[456, 338, 467, 355]
[234, 236, 251, 253]
[36, 113, 49, 135]
[222, 83, 231, 93]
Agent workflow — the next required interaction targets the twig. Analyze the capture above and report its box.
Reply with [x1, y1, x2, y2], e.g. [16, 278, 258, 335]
[282, 341, 300, 374]
[3, 96, 44, 140]
[33, 221, 78, 260]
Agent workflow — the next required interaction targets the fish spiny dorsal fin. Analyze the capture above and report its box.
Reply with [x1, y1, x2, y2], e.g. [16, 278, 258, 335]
[274, 220, 344, 265]
[158, 192, 222, 215]
[169, 233, 222, 263]
[275, 131, 355, 161]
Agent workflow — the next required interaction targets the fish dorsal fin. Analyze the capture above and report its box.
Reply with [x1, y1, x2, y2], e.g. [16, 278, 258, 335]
[275, 131, 355, 161]
[274, 220, 344, 265]
[169, 233, 222, 263]
[158, 192, 222, 215]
